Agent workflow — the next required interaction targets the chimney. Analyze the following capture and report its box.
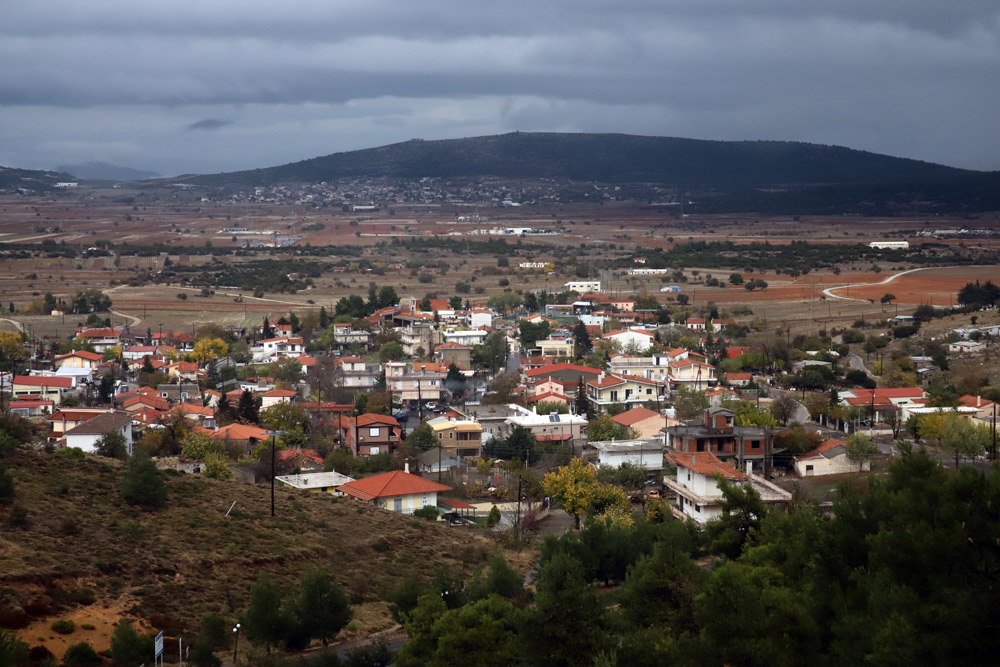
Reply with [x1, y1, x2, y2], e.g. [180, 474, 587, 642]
[404, 460, 410, 474]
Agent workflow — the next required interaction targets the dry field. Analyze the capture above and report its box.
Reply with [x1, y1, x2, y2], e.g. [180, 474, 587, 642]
[2, 192, 999, 339]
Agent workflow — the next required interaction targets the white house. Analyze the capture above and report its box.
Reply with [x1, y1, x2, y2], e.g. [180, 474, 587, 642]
[591, 439, 665, 470]
[64, 411, 134, 455]
[603, 329, 654, 353]
[794, 438, 869, 477]
[664, 452, 792, 523]
[337, 469, 452, 514]
[564, 281, 601, 293]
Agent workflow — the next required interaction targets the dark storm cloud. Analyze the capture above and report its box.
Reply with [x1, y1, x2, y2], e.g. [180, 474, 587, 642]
[186, 118, 233, 131]
[1, 0, 998, 174]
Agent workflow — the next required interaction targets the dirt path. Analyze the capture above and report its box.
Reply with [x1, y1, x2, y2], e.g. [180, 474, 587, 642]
[0, 317, 24, 332]
[822, 267, 931, 302]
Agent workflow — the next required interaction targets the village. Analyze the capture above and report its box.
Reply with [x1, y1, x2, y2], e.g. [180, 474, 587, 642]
[5, 271, 998, 532]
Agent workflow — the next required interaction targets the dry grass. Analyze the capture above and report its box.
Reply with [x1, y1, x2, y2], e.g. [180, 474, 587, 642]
[1, 448, 506, 651]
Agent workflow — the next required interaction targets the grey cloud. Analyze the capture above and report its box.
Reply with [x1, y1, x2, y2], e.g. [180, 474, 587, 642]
[0, 0, 997, 174]
[186, 118, 232, 131]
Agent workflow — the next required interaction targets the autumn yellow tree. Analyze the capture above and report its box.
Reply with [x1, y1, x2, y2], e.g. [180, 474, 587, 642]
[191, 337, 229, 364]
[543, 458, 632, 529]
[0, 332, 26, 361]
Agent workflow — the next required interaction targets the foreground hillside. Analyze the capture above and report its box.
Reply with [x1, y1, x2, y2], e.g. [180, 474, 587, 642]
[183, 131, 965, 188]
[0, 449, 499, 647]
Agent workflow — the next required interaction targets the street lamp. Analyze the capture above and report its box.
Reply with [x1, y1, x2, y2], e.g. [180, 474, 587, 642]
[232, 623, 241, 663]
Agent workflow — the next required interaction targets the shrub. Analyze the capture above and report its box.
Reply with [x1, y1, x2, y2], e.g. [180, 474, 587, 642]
[51, 619, 75, 634]
[177, 293, 188, 300]
[413, 505, 440, 521]
[62, 641, 101, 667]
[55, 447, 86, 460]
[417, 273, 433, 284]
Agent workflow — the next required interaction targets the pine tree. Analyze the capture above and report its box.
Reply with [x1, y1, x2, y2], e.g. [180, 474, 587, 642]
[120, 449, 167, 509]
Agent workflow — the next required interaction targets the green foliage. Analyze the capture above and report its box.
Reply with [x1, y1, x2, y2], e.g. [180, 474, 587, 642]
[521, 553, 608, 666]
[120, 449, 167, 509]
[487, 505, 502, 528]
[51, 619, 75, 634]
[95, 430, 129, 460]
[55, 446, 86, 460]
[404, 424, 437, 454]
[62, 641, 102, 666]
[109, 618, 155, 667]
[957, 279, 1000, 309]
[0, 629, 28, 667]
[0, 461, 14, 504]
[242, 573, 294, 647]
[465, 552, 526, 604]
[289, 570, 353, 646]
[845, 432, 879, 471]
[586, 415, 636, 442]
[413, 505, 440, 521]
[705, 478, 768, 559]
[674, 385, 710, 421]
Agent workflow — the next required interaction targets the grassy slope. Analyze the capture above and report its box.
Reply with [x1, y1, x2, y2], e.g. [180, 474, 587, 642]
[0, 449, 499, 639]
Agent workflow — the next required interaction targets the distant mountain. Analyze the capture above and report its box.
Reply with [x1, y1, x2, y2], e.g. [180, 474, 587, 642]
[57, 162, 160, 181]
[186, 132, 968, 189]
[0, 165, 75, 193]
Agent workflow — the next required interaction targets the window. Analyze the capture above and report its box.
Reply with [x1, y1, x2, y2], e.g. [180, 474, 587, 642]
[449, 432, 454, 439]
[806, 465, 814, 472]
[370, 427, 380, 437]
[421, 494, 428, 507]
[370, 446, 380, 455]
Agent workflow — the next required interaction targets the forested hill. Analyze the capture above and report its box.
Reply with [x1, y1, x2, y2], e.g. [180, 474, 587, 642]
[0, 166, 75, 193]
[182, 132, 969, 188]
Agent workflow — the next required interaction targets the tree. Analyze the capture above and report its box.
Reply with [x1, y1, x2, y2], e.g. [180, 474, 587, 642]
[845, 432, 879, 472]
[729, 272, 744, 285]
[191, 337, 229, 364]
[542, 458, 601, 529]
[586, 415, 636, 442]
[477, 331, 508, 376]
[237, 389, 259, 424]
[674, 385, 709, 421]
[574, 377, 592, 419]
[95, 430, 129, 460]
[730, 401, 778, 428]
[378, 341, 404, 363]
[769, 393, 799, 426]
[242, 573, 293, 647]
[404, 423, 438, 454]
[520, 553, 608, 666]
[572, 321, 592, 359]
[705, 477, 768, 559]
[0, 629, 28, 667]
[259, 402, 310, 433]
[109, 618, 155, 667]
[939, 414, 990, 468]
[63, 641, 102, 666]
[487, 291, 521, 316]
[290, 570, 353, 646]
[121, 448, 167, 508]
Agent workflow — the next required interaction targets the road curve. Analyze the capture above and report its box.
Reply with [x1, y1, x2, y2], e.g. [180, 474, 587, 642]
[821, 267, 932, 302]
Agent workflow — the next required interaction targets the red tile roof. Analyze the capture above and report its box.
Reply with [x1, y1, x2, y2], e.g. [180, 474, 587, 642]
[56, 350, 103, 361]
[525, 363, 602, 378]
[612, 407, 662, 426]
[665, 451, 747, 481]
[14, 376, 72, 388]
[338, 470, 451, 501]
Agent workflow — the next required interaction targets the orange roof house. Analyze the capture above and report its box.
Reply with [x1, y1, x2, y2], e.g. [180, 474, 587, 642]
[338, 470, 451, 514]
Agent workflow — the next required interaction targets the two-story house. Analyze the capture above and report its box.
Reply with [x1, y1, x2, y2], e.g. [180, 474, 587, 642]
[429, 417, 483, 459]
[664, 451, 791, 523]
[586, 373, 662, 412]
[12, 375, 73, 404]
[665, 407, 773, 473]
[386, 362, 446, 405]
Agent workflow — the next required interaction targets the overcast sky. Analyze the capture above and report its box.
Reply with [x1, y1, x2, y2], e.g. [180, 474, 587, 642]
[2, 0, 998, 176]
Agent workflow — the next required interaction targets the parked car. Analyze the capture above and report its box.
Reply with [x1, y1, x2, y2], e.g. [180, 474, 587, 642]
[424, 402, 438, 411]
[647, 489, 661, 499]
[392, 410, 408, 421]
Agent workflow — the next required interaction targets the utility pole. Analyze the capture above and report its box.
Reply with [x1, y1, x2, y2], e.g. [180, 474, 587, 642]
[270, 435, 276, 517]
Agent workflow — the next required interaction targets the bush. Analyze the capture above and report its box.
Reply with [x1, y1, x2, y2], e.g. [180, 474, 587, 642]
[417, 273, 433, 284]
[893, 325, 919, 339]
[177, 293, 188, 300]
[55, 447, 86, 460]
[62, 641, 101, 667]
[51, 619, 75, 634]
[413, 505, 440, 521]
[0, 461, 13, 504]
